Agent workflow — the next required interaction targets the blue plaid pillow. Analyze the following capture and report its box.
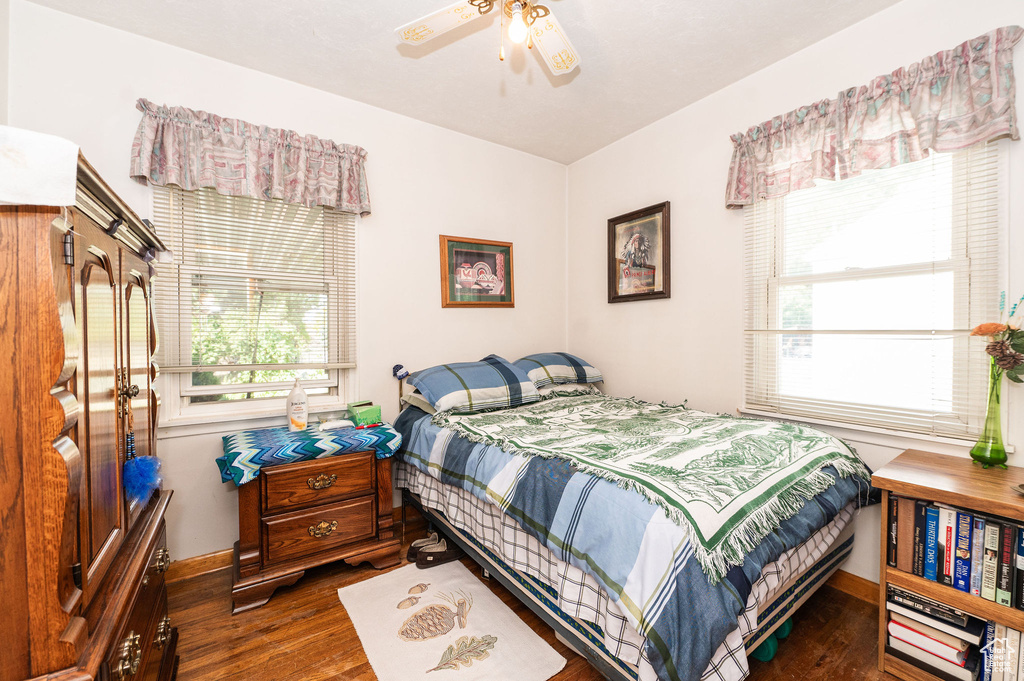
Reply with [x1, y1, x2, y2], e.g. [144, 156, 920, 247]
[407, 355, 541, 413]
[513, 352, 603, 388]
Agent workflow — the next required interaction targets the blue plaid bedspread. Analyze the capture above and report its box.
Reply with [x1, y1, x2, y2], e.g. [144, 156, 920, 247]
[218, 423, 402, 486]
[394, 405, 869, 681]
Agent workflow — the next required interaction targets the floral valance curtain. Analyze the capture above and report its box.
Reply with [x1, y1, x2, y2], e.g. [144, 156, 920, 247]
[130, 98, 371, 216]
[725, 26, 1023, 209]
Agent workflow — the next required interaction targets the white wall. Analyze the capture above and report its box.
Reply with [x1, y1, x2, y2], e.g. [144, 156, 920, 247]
[8, 0, 568, 561]
[567, 0, 1024, 583]
[0, 0, 8, 124]
[9, 0, 1022, 583]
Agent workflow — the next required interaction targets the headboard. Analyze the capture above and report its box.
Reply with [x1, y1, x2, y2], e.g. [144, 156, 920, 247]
[393, 364, 411, 412]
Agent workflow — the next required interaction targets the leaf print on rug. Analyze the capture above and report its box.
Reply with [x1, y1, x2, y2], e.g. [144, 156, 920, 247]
[426, 635, 497, 673]
[398, 590, 473, 641]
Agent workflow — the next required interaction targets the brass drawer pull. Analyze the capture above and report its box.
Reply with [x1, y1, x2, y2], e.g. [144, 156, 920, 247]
[153, 547, 170, 574]
[113, 631, 142, 680]
[308, 520, 338, 538]
[307, 474, 337, 491]
[154, 616, 172, 649]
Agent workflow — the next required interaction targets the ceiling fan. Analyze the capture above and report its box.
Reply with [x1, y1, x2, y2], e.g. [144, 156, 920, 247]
[395, 1, 580, 76]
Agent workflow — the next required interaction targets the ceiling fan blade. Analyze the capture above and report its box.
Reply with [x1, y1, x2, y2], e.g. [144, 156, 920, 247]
[530, 12, 580, 76]
[395, 1, 492, 45]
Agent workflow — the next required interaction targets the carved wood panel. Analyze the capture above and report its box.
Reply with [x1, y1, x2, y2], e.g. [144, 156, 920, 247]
[123, 258, 153, 527]
[123, 264, 151, 462]
[75, 217, 125, 603]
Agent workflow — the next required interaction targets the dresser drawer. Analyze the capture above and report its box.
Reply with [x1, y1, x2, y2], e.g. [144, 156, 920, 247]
[107, 577, 168, 681]
[136, 523, 170, 620]
[261, 452, 375, 514]
[262, 495, 376, 565]
[140, 589, 176, 681]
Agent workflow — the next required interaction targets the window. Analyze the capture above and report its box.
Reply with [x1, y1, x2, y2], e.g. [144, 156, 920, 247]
[154, 186, 356, 414]
[743, 142, 1002, 438]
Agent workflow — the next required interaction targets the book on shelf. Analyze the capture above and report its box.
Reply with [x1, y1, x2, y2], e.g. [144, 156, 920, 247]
[956, 511, 975, 593]
[889, 494, 899, 568]
[1006, 628, 1021, 681]
[994, 624, 1007, 681]
[1015, 528, 1024, 611]
[898, 497, 917, 573]
[983, 521, 1001, 602]
[973, 517, 987, 597]
[981, 620, 995, 681]
[888, 584, 974, 628]
[941, 505, 958, 587]
[887, 599, 985, 645]
[888, 618, 970, 665]
[915, 500, 929, 577]
[890, 612, 972, 652]
[998, 524, 1015, 607]
[926, 505, 940, 582]
[889, 635, 980, 681]
[1017, 627, 1024, 681]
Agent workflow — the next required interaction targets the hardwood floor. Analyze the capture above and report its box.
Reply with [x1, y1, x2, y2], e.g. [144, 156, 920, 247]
[167, 531, 895, 681]
[747, 582, 891, 681]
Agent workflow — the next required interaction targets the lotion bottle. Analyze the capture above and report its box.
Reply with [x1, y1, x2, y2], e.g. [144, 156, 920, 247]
[286, 379, 308, 432]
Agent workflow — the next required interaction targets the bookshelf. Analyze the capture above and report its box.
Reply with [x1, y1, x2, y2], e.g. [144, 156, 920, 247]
[872, 449, 1024, 681]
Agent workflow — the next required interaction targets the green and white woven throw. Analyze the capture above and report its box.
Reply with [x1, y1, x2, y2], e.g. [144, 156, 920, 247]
[433, 393, 870, 581]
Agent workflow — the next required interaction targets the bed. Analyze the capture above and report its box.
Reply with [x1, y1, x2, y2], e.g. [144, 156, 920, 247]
[391, 354, 872, 681]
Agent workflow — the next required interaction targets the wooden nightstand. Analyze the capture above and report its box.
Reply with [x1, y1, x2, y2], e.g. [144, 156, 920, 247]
[230, 451, 402, 613]
[872, 449, 1024, 681]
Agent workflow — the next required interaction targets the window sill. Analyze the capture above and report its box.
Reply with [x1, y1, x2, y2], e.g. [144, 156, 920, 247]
[157, 401, 352, 439]
[737, 406, 1015, 456]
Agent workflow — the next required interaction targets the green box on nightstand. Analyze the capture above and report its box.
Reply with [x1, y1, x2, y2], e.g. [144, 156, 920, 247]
[348, 402, 381, 425]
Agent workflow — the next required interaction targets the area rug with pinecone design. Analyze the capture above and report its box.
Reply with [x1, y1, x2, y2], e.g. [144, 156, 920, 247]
[337, 561, 565, 681]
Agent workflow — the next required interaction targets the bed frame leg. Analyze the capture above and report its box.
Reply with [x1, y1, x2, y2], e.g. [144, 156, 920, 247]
[775, 617, 793, 639]
[750, 617, 793, 663]
[749, 634, 779, 662]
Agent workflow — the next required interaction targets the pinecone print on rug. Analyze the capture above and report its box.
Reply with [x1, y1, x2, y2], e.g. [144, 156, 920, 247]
[398, 590, 472, 641]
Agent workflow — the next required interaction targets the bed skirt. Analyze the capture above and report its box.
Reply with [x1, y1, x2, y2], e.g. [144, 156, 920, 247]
[396, 461, 855, 681]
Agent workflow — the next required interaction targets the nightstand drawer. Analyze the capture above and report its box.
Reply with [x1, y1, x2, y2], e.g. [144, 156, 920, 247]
[262, 496, 376, 565]
[261, 452, 375, 514]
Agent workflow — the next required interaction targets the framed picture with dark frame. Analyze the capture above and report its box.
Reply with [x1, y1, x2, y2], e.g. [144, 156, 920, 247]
[439, 235, 515, 308]
[607, 201, 670, 303]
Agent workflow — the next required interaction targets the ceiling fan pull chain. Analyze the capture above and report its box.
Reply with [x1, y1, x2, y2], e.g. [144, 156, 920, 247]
[499, 4, 505, 61]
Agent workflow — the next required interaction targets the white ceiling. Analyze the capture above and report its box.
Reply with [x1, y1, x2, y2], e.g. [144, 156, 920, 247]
[27, 0, 902, 164]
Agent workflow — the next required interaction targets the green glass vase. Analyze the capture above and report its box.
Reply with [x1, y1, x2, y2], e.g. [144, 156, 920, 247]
[970, 357, 1008, 469]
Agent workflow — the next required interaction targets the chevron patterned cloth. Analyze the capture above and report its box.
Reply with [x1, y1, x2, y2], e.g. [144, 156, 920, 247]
[218, 423, 402, 486]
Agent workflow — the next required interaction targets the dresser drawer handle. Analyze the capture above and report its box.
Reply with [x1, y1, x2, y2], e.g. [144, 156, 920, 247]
[154, 616, 172, 649]
[308, 520, 338, 538]
[113, 631, 142, 680]
[307, 474, 337, 491]
[153, 547, 170, 574]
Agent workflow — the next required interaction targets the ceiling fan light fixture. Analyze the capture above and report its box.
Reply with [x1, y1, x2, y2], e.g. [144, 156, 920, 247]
[508, 2, 528, 44]
[395, 1, 579, 76]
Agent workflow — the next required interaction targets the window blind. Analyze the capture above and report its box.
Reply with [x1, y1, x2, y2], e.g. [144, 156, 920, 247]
[743, 141, 1002, 438]
[153, 186, 356, 398]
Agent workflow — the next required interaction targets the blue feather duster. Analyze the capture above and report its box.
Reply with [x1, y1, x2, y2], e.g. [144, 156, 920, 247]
[124, 455, 162, 506]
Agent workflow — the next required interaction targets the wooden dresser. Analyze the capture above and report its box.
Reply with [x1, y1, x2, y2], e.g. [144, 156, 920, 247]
[231, 450, 401, 613]
[0, 156, 178, 680]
